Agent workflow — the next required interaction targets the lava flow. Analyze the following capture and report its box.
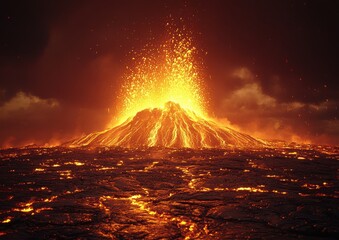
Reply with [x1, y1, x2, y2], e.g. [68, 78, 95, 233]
[69, 22, 264, 148]
[69, 101, 264, 148]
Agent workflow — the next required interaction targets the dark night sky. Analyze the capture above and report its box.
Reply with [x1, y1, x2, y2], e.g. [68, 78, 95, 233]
[0, 0, 338, 147]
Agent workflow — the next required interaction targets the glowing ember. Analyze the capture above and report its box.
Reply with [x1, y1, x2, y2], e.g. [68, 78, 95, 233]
[1, 218, 12, 224]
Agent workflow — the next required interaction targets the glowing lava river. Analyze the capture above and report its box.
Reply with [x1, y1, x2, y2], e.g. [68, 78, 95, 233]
[0, 146, 338, 239]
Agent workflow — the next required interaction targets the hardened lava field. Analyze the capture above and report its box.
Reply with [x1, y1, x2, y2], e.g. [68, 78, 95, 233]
[0, 146, 338, 239]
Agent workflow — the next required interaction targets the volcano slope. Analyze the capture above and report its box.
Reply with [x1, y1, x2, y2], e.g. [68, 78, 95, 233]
[68, 101, 264, 148]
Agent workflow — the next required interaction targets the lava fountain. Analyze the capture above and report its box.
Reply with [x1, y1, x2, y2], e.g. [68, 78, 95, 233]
[69, 22, 265, 148]
[118, 22, 207, 121]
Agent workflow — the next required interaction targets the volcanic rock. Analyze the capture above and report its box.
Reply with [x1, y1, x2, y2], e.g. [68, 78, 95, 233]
[67, 101, 265, 148]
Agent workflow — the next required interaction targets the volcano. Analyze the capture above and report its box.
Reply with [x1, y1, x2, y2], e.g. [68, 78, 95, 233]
[65, 24, 269, 149]
[68, 102, 265, 148]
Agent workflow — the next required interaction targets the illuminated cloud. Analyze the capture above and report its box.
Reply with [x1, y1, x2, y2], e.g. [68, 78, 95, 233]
[223, 82, 276, 109]
[222, 67, 276, 110]
[216, 67, 338, 144]
[0, 91, 59, 118]
[0, 91, 113, 148]
[0, 92, 60, 147]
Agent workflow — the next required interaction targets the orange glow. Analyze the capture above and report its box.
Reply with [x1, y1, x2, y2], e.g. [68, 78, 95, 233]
[115, 22, 207, 124]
